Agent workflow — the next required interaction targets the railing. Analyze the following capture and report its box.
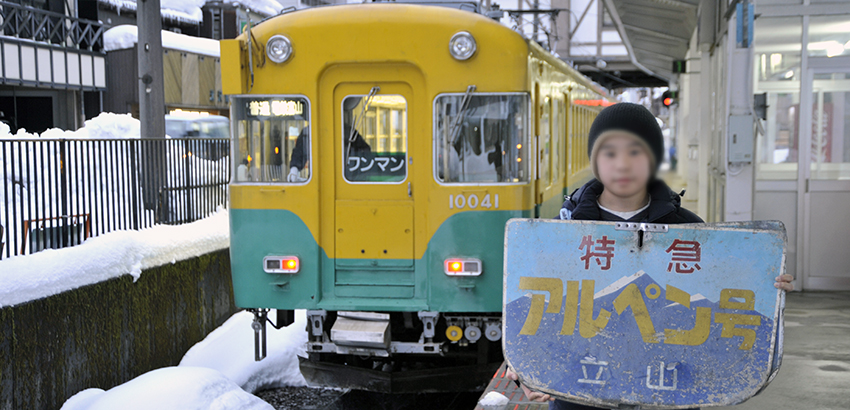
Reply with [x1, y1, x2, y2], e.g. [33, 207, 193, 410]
[0, 1, 106, 52]
[0, 138, 231, 259]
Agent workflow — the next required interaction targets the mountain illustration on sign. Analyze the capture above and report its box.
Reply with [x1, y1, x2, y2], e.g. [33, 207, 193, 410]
[505, 271, 774, 406]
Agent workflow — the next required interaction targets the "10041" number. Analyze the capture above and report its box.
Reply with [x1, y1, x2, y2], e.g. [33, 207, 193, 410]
[449, 194, 500, 209]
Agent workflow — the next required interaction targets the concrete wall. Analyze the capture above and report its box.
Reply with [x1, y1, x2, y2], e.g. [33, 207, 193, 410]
[0, 249, 238, 410]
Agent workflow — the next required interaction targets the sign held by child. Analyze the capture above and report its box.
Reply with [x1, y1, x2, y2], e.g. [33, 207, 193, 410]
[503, 219, 787, 409]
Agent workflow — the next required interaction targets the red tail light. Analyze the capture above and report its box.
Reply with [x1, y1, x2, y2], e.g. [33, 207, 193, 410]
[263, 256, 300, 274]
[444, 258, 482, 276]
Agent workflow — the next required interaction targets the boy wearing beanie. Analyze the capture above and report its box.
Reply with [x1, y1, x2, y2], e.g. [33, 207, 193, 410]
[506, 103, 794, 409]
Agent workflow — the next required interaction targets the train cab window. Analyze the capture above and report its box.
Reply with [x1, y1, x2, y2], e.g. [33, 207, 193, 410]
[435, 93, 529, 183]
[342, 95, 408, 183]
[230, 96, 310, 183]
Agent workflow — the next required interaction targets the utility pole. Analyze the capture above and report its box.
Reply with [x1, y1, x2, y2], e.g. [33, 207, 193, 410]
[137, 0, 166, 211]
[137, 0, 165, 138]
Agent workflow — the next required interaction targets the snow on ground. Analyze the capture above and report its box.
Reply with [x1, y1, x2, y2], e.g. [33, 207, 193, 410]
[59, 309, 310, 409]
[59, 367, 273, 410]
[180, 310, 309, 393]
[0, 208, 228, 308]
[104, 25, 221, 57]
[478, 391, 509, 408]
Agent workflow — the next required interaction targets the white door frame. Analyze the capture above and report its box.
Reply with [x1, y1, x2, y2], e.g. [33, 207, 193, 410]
[798, 55, 850, 290]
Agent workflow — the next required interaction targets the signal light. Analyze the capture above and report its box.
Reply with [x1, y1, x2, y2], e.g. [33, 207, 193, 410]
[661, 90, 678, 108]
[263, 256, 300, 274]
[444, 258, 482, 276]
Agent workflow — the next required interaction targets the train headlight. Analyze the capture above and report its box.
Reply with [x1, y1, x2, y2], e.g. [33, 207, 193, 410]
[266, 35, 293, 64]
[444, 258, 482, 276]
[263, 256, 299, 273]
[449, 31, 476, 61]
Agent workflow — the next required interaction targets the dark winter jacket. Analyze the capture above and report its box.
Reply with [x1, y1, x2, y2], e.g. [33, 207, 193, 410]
[550, 178, 702, 410]
[558, 178, 703, 224]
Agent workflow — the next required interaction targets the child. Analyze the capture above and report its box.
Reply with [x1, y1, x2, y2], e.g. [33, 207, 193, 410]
[507, 103, 794, 408]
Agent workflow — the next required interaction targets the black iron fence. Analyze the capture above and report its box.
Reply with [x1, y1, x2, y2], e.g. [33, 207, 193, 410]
[0, 1, 106, 51]
[0, 138, 230, 259]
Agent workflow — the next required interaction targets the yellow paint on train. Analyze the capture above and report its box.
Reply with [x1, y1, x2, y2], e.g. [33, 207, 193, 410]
[222, 4, 610, 260]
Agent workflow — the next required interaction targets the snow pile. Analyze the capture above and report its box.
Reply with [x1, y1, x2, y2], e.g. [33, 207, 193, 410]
[0, 112, 140, 140]
[59, 308, 309, 408]
[478, 391, 510, 409]
[79, 112, 142, 139]
[180, 310, 309, 393]
[59, 367, 273, 410]
[104, 25, 221, 57]
[0, 209, 229, 308]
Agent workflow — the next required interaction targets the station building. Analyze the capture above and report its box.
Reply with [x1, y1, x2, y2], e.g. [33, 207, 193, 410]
[563, 0, 850, 290]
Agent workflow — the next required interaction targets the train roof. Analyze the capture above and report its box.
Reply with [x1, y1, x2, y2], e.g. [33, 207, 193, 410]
[241, 3, 610, 99]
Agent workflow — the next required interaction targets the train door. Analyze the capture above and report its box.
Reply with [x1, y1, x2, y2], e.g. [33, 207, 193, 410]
[329, 82, 416, 299]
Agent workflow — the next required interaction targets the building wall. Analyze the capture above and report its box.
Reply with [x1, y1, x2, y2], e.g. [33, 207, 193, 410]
[104, 46, 228, 117]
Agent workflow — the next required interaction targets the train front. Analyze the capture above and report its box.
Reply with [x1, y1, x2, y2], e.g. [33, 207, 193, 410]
[221, 4, 534, 393]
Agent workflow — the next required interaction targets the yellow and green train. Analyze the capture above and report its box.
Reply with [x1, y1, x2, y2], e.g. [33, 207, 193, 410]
[221, 2, 612, 392]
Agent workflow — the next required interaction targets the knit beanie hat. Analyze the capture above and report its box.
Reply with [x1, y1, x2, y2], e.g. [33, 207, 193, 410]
[587, 103, 664, 179]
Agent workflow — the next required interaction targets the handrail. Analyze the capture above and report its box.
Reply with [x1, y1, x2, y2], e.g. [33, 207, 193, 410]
[0, 1, 106, 52]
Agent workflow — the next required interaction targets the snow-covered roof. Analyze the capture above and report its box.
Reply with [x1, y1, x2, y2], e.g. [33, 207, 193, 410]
[227, 0, 287, 17]
[100, 0, 206, 24]
[98, 0, 288, 23]
[104, 25, 221, 57]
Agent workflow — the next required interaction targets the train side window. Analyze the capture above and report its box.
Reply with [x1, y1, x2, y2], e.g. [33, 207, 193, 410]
[434, 93, 529, 183]
[230, 96, 310, 183]
[342, 95, 408, 183]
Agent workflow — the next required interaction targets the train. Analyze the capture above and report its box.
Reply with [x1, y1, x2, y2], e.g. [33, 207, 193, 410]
[220, 0, 612, 393]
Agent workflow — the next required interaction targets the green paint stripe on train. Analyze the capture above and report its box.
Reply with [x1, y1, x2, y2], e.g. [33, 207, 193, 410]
[230, 208, 531, 313]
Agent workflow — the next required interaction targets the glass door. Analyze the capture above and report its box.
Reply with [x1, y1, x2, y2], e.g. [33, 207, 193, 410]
[800, 59, 850, 290]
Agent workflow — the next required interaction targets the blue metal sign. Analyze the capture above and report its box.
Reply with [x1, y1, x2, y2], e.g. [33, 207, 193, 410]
[503, 220, 787, 409]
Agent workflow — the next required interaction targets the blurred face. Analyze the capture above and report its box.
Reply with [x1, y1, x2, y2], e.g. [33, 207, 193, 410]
[595, 133, 652, 198]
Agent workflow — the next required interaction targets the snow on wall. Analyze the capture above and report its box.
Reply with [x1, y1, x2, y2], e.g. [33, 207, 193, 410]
[0, 208, 229, 308]
[59, 367, 273, 410]
[179, 310, 309, 393]
[104, 25, 221, 57]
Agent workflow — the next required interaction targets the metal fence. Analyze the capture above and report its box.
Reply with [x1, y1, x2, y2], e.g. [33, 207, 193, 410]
[0, 138, 230, 259]
[0, 1, 105, 51]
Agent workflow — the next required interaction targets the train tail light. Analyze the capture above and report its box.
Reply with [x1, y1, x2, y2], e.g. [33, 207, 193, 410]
[444, 258, 482, 276]
[263, 256, 300, 274]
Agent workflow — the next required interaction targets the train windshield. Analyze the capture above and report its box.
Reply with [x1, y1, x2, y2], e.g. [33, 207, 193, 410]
[230, 96, 310, 183]
[434, 93, 529, 183]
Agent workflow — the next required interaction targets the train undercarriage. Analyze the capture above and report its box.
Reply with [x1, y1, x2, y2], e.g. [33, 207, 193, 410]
[250, 309, 503, 393]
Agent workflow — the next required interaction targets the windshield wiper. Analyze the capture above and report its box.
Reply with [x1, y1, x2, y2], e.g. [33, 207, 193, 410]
[448, 85, 477, 146]
[346, 86, 380, 160]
